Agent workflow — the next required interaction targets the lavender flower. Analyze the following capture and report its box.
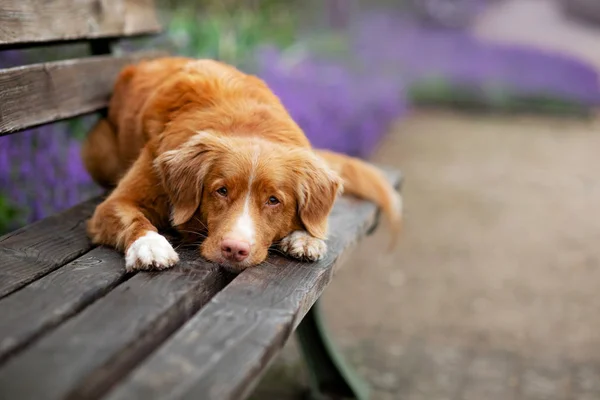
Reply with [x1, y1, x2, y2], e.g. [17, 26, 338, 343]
[0, 125, 100, 232]
[352, 13, 600, 105]
[256, 46, 408, 158]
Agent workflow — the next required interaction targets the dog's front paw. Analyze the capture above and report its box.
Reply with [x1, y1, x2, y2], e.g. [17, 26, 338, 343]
[279, 231, 327, 262]
[125, 231, 179, 272]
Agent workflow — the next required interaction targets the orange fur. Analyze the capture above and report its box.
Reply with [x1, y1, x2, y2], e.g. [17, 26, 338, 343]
[80, 118, 121, 187]
[83, 57, 401, 272]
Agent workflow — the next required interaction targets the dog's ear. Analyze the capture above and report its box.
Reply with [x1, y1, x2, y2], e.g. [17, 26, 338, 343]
[155, 132, 229, 226]
[296, 153, 343, 239]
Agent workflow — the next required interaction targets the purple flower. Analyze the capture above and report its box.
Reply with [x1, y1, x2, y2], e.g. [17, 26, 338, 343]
[0, 50, 26, 69]
[255, 45, 408, 158]
[0, 125, 100, 230]
[352, 13, 600, 105]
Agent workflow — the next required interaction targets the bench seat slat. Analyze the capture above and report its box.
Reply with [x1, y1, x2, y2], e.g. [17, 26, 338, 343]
[0, 249, 232, 400]
[0, 51, 165, 136]
[0, 197, 102, 299]
[0, 0, 161, 46]
[104, 170, 402, 400]
[0, 247, 127, 363]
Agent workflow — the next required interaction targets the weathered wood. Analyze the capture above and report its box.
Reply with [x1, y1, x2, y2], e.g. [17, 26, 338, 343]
[0, 51, 165, 135]
[0, 247, 232, 400]
[0, 247, 127, 363]
[0, 0, 161, 47]
[0, 197, 103, 299]
[104, 170, 402, 400]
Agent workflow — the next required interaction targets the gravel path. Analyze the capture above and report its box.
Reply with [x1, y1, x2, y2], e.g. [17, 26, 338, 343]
[252, 4, 600, 398]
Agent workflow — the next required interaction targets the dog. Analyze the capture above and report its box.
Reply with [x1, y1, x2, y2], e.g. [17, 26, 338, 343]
[82, 57, 401, 272]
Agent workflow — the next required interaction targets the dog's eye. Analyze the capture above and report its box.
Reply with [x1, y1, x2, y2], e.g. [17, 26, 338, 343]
[267, 196, 280, 206]
[216, 187, 228, 197]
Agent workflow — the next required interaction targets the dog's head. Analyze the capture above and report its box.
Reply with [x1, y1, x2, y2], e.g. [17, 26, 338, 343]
[155, 132, 342, 271]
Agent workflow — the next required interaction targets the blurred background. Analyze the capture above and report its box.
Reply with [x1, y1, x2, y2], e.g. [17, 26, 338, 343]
[2, 0, 600, 398]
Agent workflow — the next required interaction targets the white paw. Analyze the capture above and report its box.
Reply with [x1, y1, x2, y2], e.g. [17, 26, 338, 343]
[279, 231, 327, 262]
[125, 231, 179, 272]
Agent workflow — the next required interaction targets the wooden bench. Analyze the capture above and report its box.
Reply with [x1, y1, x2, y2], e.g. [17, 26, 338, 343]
[0, 1, 402, 399]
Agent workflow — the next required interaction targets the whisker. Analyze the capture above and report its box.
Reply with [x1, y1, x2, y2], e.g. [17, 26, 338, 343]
[177, 229, 209, 239]
[178, 241, 205, 248]
[269, 247, 288, 257]
[174, 243, 186, 251]
[192, 216, 209, 231]
[177, 229, 207, 236]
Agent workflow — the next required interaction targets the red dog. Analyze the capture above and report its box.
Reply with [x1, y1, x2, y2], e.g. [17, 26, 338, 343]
[82, 57, 401, 272]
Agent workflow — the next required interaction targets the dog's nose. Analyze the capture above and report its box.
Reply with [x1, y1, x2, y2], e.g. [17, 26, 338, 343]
[221, 239, 250, 262]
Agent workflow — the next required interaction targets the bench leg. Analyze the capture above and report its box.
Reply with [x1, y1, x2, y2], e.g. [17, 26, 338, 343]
[296, 299, 370, 400]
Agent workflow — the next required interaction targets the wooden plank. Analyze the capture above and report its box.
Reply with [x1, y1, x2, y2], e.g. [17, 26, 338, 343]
[104, 170, 402, 400]
[0, 0, 161, 46]
[0, 247, 232, 400]
[0, 51, 165, 135]
[0, 247, 127, 363]
[0, 197, 103, 299]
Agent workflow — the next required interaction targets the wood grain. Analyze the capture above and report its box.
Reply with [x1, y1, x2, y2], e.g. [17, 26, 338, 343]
[0, 0, 161, 46]
[0, 247, 127, 363]
[104, 170, 402, 400]
[0, 197, 103, 299]
[0, 247, 233, 400]
[0, 51, 165, 135]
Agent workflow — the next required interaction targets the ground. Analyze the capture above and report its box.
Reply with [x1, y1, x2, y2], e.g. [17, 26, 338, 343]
[251, 109, 600, 399]
[251, 1, 600, 398]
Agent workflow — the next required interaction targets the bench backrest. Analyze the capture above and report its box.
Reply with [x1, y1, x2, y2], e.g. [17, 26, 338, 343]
[0, 0, 164, 136]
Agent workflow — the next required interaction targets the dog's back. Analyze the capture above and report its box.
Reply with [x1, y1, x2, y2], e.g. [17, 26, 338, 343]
[82, 58, 192, 187]
[82, 57, 310, 188]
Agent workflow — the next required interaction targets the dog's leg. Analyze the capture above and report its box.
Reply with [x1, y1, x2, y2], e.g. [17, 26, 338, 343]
[87, 150, 179, 272]
[90, 200, 179, 272]
[279, 230, 327, 262]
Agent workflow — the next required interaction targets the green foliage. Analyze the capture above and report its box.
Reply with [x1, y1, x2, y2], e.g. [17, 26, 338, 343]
[0, 194, 22, 234]
[66, 115, 98, 141]
[409, 77, 588, 116]
[165, 3, 297, 65]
